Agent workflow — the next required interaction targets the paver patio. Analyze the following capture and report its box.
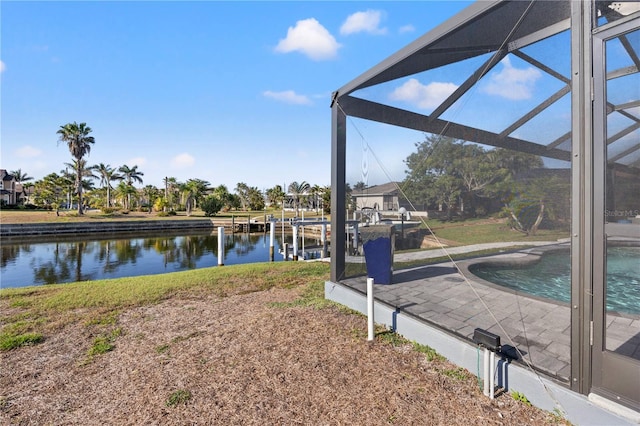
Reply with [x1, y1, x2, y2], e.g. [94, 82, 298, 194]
[340, 243, 640, 382]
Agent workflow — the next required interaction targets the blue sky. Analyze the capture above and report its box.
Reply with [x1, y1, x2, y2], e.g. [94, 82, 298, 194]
[1, 1, 475, 190]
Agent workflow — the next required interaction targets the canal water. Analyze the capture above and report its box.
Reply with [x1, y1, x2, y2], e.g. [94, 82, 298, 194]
[1, 230, 324, 289]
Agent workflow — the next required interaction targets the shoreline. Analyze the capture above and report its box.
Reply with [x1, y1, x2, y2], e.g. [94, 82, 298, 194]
[0, 210, 326, 237]
[0, 219, 218, 238]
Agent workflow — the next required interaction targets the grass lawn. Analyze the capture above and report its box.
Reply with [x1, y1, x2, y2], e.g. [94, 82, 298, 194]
[0, 259, 566, 425]
[0, 261, 331, 351]
[0, 209, 329, 225]
[422, 217, 569, 246]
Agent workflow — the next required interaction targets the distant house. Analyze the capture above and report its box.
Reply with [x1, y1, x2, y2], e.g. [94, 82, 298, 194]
[0, 169, 20, 205]
[351, 182, 407, 211]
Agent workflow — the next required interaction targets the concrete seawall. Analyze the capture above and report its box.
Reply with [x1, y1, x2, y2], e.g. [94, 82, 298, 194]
[0, 219, 216, 238]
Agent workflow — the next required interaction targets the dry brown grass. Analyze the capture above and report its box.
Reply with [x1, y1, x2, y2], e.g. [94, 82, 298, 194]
[0, 285, 568, 425]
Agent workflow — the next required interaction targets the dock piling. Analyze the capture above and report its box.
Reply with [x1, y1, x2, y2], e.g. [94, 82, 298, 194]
[269, 220, 275, 262]
[217, 226, 225, 266]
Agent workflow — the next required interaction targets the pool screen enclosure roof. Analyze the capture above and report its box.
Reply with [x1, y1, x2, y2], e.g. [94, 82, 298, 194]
[331, 0, 639, 167]
[330, 0, 640, 415]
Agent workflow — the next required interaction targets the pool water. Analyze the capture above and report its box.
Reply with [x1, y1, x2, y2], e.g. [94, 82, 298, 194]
[469, 246, 640, 315]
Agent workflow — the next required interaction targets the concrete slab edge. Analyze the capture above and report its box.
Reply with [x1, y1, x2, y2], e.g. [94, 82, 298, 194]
[325, 280, 638, 426]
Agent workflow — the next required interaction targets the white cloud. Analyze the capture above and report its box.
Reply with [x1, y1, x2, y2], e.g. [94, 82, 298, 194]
[389, 78, 458, 109]
[263, 90, 312, 105]
[171, 153, 195, 169]
[481, 56, 541, 100]
[340, 10, 387, 35]
[398, 25, 415, 34]
[275, 18, 341, 61]
[127, 157, 147, 167]
[0, 60, 5, 73]
[15, 145, 42, 158]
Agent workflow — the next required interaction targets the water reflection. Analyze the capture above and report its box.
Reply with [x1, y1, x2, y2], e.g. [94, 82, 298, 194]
[1, 230, 313, 288]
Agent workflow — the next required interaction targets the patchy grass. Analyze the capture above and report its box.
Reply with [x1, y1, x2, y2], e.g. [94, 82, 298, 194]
[87, 336, 115, 358]
[377, 327, 409, 347]
[0, 314, 46, 351]
[268, 279, 352, 312]
[412, 341, 444, 362]
[0, 262, 330, 353]
[0, 332, 43, 351]
[155, 344, 170, 354]
[84, 327, 123, 363]
[166, 390, 192, 407]
[442, 367, 470, 381]
[84, 310, 120, 327]
[376, 326, 444, 363]
[1, 260, 571, 425]
[511, 390, 532, 406]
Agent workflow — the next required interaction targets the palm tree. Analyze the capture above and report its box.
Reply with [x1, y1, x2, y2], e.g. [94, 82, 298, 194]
[266, 185, 286, 209]
[21, 182, 35, 204]
[118, 164, 144, 210]
[321, 185, 331, 214]
[142, 185, 159, 213]
[115, 181, 138, 210]
[64, 159, 97, 210]
[10, 169, 33, 184]
[94, 163, 122, 208]
[119, 164, 144, 186]
[10, 169, 34, 205]
[288, 181, 310, 217]
[163, 176, 178, 211]
[56, 122, 95, 214]
[59, 168, 75, 209]
[235, 182, 250, 211]
[212, 185, 231, 210]
[310, 184, 323, 214]
[353, 181, 367, 191]
[182, 179, 210, 216]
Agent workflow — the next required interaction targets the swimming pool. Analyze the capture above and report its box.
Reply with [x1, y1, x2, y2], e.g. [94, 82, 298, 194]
[469, 246, 640, 316]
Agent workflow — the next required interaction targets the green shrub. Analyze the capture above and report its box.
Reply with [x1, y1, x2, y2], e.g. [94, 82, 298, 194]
[201, 195, 223, 217]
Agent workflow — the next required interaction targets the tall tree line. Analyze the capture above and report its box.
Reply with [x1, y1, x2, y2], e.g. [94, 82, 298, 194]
[402, 135, 569, 234]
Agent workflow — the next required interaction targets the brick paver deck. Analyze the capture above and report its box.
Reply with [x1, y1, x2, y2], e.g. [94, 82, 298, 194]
[341, 244, 640, 382]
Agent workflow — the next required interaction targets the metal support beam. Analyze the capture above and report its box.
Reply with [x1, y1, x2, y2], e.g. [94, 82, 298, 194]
[339, 95, 571, 161]
[512, 50, 571, 84]
[569, 0, 593, 395]
[499, 85, 571, 139]
[429, 49, 508, 122]
[331, 97, 347, 282]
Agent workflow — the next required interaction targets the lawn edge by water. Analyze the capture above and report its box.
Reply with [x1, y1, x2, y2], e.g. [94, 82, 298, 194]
[0, 262, 331, 351]
[0, 209, 327, 225]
